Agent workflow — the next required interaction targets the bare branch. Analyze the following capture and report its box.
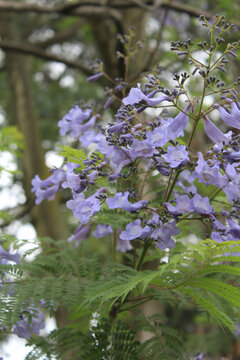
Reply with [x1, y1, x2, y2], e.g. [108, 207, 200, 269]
[0, 198, 35, 228]
[0, 0, 239, 26]
[0, 40, 92, 75]
[0, 1, 122, 20]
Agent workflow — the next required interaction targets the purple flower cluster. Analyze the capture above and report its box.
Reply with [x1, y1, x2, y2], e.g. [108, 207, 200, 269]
[31, 80, 240, 254]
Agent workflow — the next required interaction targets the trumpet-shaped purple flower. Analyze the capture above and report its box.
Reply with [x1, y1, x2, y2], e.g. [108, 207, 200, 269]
[67, 189, 105, 224]
[146, 126, 168, 147]
[106, 192, 147, 212]
[32, 169, 66, 204]
[224, 150, 240, 162]
[116, 238, 132, 252]
[164, 195, 194, 215]
[163, 145, 189, 168]
[193, 152, 228, 188]
[107, 122, 127, 134]
[87, 72, 103, 82]
[12, 308, 45, 339]
[109, 147, 132, 173]
[130, 139, 155, 160]
[218, 102, 240, 129]
[58, 106, 92, 137]
[177, 170, 197, 194]
[223, 182, 240, 203]
[203, 115, 232, 146]
[93, 224, 113, 238]
[122, 83, 171, 107]
[120, 219, 143, 240]
[68, 225, 91, 246]
[192, 193, 213, 214]
[151, 221, 179, 250]
[79, 130, 103, 148]
[98, 139, 132, 173]
[166, 104, 191, 140]
[62, 163, 84, 193]
[224, 163, 240, 185]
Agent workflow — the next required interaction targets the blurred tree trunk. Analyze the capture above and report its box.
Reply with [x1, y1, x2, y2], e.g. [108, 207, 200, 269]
[0, 11, 72, 348]
[90, 7, 148, 80]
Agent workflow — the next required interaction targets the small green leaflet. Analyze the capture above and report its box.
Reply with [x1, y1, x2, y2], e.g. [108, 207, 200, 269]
[58, 145, 87, 167]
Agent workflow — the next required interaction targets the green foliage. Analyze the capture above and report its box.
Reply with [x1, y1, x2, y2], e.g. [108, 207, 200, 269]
[95, 208, 136, 229]
[58, 145, 87, 166]
[1, 239, 240, 359]
[136, 313, 186, 360]
[0, 126, 24, 157]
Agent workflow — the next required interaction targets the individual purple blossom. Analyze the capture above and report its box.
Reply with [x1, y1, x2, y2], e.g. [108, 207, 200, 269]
[130, 139, 155, 160]
[164, 195, 194, 215]
[147, 212, 161, 226]
[196, 354, 206, 360]
[107, 122, 127, 134]
[211, 219, 240, 251]
[79, 130, 101, 148]
[146, 126, 168, 147]
[87, 72, 103, 82]
[106, 192, 147, 212]
[192, 193, 213, 214]
[98, 139, 132, 173]
[218, 102, 240, 129]
[151, 221, 180, 250]
[67, 189, 105, 224]
[58, 106, 92, 137]
[156, 160, 171, 176]
[223, 182, 240, 203]
[212, 217, 226, 231]
[93, 224, 113, 238]
[119, 221, 150, 241]
[227, 219, 240, 239]
[165, 104, 191, 140]
[32, 169, 66, 204]
[193, 152, 228, 188]
[109, 147, 132, 173]
[120, 219, 143, 240]
[211, 231, 224, 242]
[104, 96, 114, 109]
[163, 145, 189, 168]
[12, 308, 45, 339]
[203, 115, 232, 146]
[225, 163, 240, 184]
[177, 170, 197, 194]
[68, 225, 91, 246]
[224, 151, 240, 163]
[62, 163, 84, 193]
[122, 83, 171, 107]
[70, 115, 96, 138]
[0, 244, 20, 264]
[116, 238, 132, 252]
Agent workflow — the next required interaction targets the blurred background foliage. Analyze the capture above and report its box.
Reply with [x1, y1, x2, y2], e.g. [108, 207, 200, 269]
[0, 1, 240, 359]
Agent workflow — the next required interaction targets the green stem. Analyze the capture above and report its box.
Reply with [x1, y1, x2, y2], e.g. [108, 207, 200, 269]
[112, 229, 117, 262]
[187, 118, 199, 148]
[165, 170, 181, 203]
[119, 296, 155, 313]
[164, 169, 173, 202]
[136, 241, 151, 271]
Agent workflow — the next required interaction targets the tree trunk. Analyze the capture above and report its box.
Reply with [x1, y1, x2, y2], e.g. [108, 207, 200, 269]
[0, 11, 73, 357]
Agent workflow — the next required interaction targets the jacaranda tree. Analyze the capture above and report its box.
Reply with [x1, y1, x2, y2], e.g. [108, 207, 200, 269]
[1, 14, 240, 360]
